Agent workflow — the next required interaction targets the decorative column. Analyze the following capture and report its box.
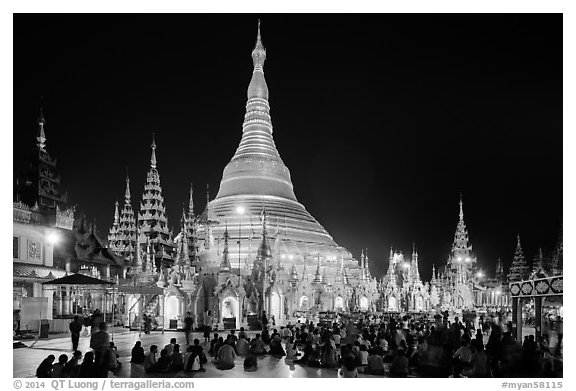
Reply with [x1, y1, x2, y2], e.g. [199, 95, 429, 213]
[512, 296, 522, 341]
[534, 296, 543, 338]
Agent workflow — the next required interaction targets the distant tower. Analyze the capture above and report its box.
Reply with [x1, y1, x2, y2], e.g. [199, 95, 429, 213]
[531, 247, 547, 277]
[138, 133, 172, 267]
[552, 222, 563, 276]
[450, 195, 475, 269]
[107, 201, 121, 251]
[495, 258, 504, 281]
[507, 235, 530, 282]
[411, 243, 422, 284]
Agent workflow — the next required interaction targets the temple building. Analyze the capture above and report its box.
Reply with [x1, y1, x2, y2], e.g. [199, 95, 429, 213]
[14, 107, 123, 334]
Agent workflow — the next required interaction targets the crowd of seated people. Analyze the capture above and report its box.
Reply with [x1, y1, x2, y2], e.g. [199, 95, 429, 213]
[36, 312, 562, 378]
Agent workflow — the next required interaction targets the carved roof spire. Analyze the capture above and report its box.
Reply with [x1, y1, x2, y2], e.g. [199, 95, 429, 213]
[37, 98, 47, 152]
[189, 182, 194, 217]
[113, 201, 119, 224]
[124, 171, 131, 202]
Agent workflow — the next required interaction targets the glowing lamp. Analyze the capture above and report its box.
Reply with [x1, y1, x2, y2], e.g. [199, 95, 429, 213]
[281, 254, 285, 259]
[47, 231, 59, 245]
[236, 206, 246, 215]
[466, 257, 471, 262]
[288, 254, 294, 260]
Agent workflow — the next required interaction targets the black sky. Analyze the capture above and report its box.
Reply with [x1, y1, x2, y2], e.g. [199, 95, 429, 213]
[13, 14, 563, 280]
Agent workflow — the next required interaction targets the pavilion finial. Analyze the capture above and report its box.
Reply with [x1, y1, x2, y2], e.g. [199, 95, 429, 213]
[459, 193, 464, 221]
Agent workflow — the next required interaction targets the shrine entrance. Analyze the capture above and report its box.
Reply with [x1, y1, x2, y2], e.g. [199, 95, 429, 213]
[359, 296, 369, 311]
[509, 275, 563, 341]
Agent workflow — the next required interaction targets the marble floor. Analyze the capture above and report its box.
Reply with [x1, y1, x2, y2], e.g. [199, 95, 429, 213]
[13, 329, 382, 378]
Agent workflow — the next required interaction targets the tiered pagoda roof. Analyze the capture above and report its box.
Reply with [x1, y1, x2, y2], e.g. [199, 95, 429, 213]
[138, 134, 173, 267]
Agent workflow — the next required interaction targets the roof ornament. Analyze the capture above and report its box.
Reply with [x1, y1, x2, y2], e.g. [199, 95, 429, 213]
[124, 168, 131, 202]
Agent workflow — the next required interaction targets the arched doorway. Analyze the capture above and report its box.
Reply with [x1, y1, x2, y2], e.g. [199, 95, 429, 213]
[360, 296, 369, 311]
[388, 296, 397, 311]
[299, 295, 309, 310]
[221, 296, 239, 330]
[165, 296, 179, 330]
[270, 292, 282, 325]
[335, 296, 344, 310]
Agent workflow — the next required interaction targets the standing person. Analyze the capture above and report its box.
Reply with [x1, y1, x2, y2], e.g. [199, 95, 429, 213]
[183, 312, 194, 346]
[204, 311, 213, 342]
[261, 310, 268, 330]
[89, 321, 110, 377]
[69, 316, 82, 352]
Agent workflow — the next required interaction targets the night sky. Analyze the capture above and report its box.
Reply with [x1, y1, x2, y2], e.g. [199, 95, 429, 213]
[13, 14, 563, 281]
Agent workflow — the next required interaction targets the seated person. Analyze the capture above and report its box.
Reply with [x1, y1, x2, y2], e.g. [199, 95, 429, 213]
[63, 351, 82, 378]
[78, 352, 97, 378]
[131, 341, 145, 364]
[269, 334, 286, 357]
[389, 349, 409, 377]
[184, 346, 203, 372]
[243, 353, 258, 372]
[156, 349, 172, 373]
[191, 339, 208, 365]
[52, 354, 68, 378]
[170, 344, 184, 371]
[285, 336, 299, 359]
[366, 350, 385, 376]
[212, 337, 224, 357]
[249, 334, 267, 355]
[144, 345, 159, 374]
[322, 345, 338, 368]
[109, 342, 122, 372]
[339, 356, 358, 378]
[208, 333, 219, 356]
[36, 355, 55, 378]
[238, 327, 247, 339]
[236, 335, 250, 356]
[216, 341, 237, 370]
[358, 345, 369, 369]
[164, 338, 177, 356]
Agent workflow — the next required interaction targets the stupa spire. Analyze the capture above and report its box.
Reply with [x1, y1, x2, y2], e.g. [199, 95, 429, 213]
[150, 132, 157, 169]
[220, 224, 231, 272]
[252, 19, 266, 74]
